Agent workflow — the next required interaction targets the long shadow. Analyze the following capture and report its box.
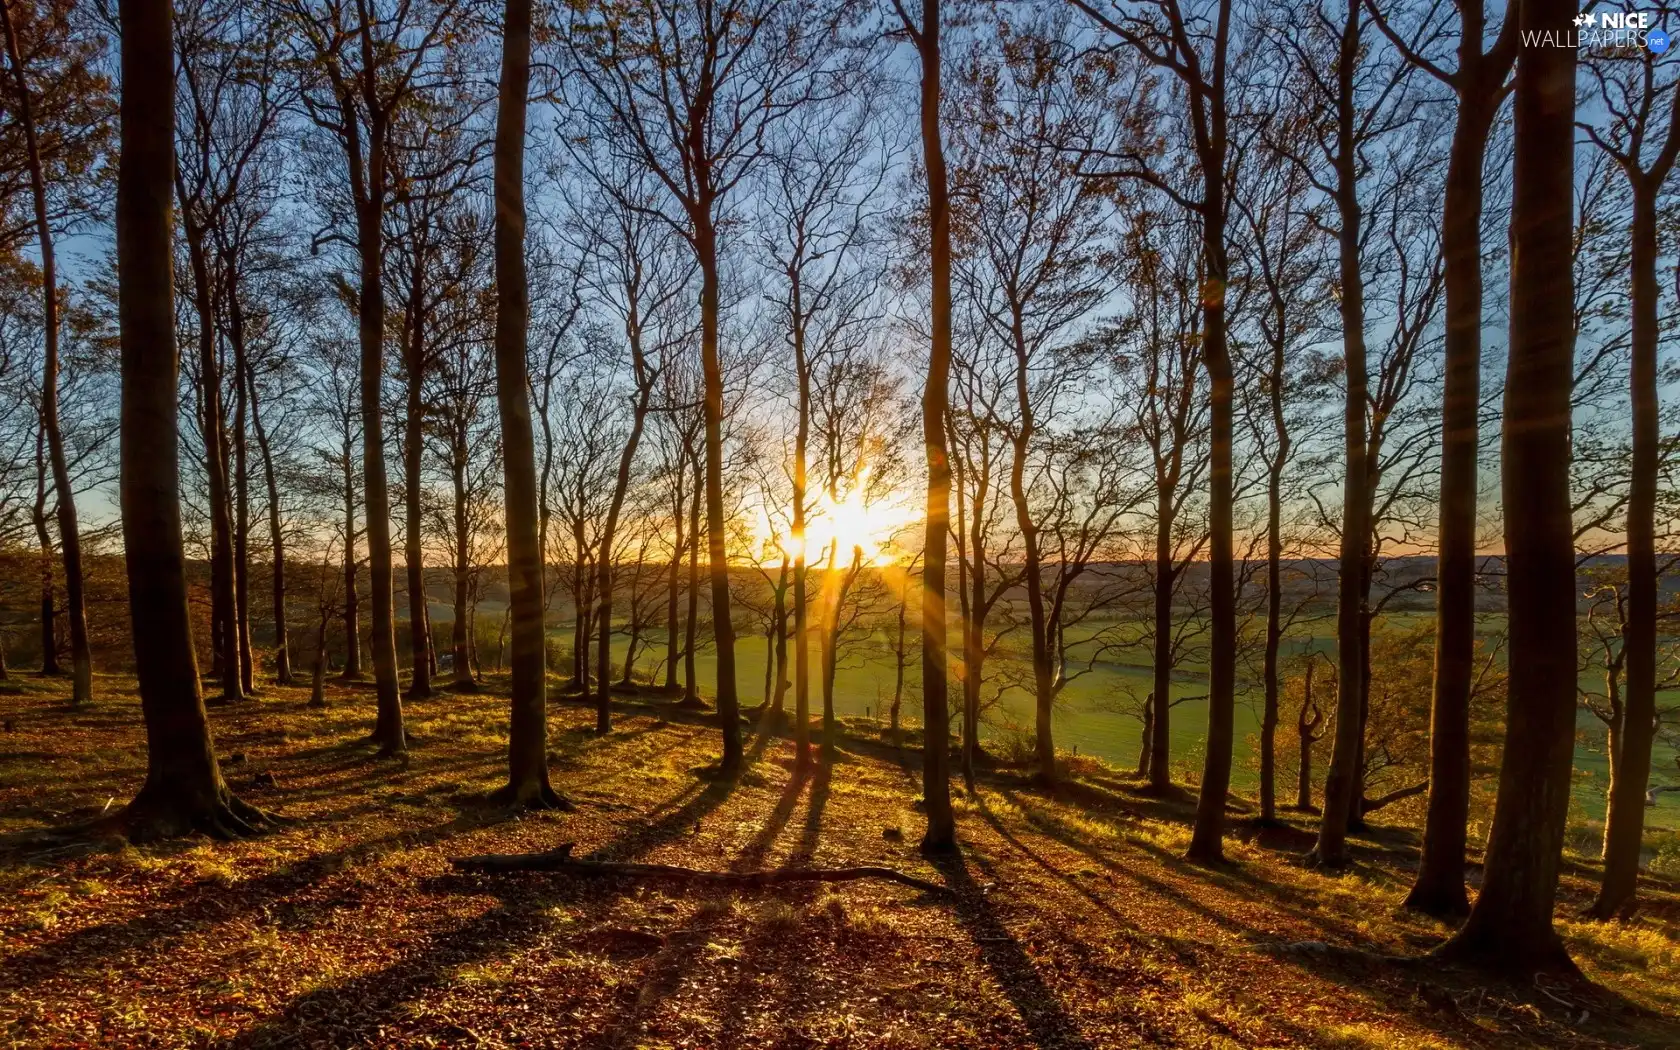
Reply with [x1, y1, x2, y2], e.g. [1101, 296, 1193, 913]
[789, 759, 832, 869]
[223, 768, 754, 1048]
[0, 807, 516, 989]
[996, 789, 1285, 942]
[971, 794, 1144, 944]
[926, 847, 1095, 1050]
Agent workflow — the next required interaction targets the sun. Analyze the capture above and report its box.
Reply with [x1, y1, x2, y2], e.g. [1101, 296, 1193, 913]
[756, 468, 916, 567]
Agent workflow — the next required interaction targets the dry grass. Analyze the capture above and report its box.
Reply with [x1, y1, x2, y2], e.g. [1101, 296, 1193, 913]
[0, 672, 1676, 1048]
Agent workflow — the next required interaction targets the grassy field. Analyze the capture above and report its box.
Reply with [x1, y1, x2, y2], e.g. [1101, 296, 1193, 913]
[506, 605, 1680, 835]
[3, 674, 1679, 1048]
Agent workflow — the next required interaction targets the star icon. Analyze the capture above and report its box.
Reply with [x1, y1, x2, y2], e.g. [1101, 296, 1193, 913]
[1574, 11, 1596, 26]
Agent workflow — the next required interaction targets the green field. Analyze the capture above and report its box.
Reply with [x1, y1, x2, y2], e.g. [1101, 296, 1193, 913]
[496, 604, 1680, 835]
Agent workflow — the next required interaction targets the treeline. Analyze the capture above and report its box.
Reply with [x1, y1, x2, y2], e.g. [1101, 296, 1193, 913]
[0, 0, 1676, 977]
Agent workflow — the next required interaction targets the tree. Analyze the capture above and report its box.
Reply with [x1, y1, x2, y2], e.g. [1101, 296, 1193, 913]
[1578, 26, 1680, 919]
[759, 80, 893, 769]
[893, 0, 957, 852]
[1109, 200, 1210, 796]
[562, 0, 844, 771]
[489, 0, 562, 809]
[284, 0, 470, 754]
[1, 0, 102, 706]
[947, 13, 1123, 783]
[562, 160, 690, 733]
[1437, 0, 1578, 973]
[1229, 98, 1333, 824]
[1071, 0, 1239, 865]
[1371, 0, 1521, 925]
[113, 0, 268, 840]
[173, 0, 289, 704]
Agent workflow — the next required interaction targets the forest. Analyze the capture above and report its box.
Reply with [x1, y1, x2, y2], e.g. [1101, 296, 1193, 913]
[1, 0, 1679, 1044]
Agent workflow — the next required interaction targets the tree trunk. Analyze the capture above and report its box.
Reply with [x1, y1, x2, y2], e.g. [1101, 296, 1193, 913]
[664, 480, 682, 693]
[819, 540, 839, 757]
[489, 0, 562, 809]
[341, 457, 361, 678]
[1260, 326, 1289, 823]
[113, 0, 265, 839]
[771, 556, 789, 717]
[1297, 664, 1323, 811]
[1150, 494, 1174, 792]
[1138, 698, 1153, 779]
[1186, 86, 1235, 863]
[1008, 322, 1054, 783]
[693, 214, 742, 772]
[1, 4, 90, 706]
[184, 223, 243, 706]
[683, 447, 702, 705]
[452, 446, 474, 689]
[32, 445, 58, 676]
[355, 117, 405, 754]
[594, 370, 653, 735]
[912, 0, 956, 852]
[1439, 1, 1578, 971]
[1404, 0, 1511, 924]
[1592, 179, 1665, 918]
[245, 355, 290, 685]
[793, 306, 812, 767]
[403, 269, 433, 699]
[231, 292, 254, 696]
[1310, 4, 1369, 868]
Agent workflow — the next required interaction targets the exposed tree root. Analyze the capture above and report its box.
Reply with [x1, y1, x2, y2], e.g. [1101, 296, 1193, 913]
[485, 782, 576, 812]
[452, 841, 949, 895]
[77, 790, 286, 845]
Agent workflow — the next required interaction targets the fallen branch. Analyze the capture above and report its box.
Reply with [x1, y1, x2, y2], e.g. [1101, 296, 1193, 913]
[451, 842, 949, 895]
[1360, 782, 1427, 815]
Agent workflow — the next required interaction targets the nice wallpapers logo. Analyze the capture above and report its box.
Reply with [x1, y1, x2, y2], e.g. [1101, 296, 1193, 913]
[1521, 8, 1671, 51]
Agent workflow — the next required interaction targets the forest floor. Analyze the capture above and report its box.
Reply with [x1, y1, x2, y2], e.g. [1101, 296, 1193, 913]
[1, 674, 1678, 1049]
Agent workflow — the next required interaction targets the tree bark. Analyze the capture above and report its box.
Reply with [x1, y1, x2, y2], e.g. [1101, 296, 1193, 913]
[692, 213, 742, 772]
[664, 476, 683, 694]
[183, 221, 243, 705]
[1438, 0, 1578, 972]
[1592, 171, 1671, 918]
[910, 0, 956, 852]
[683, 446, 702, 705]
[32, 433, 59, 677]
[1007, 320, 1054, 784]
[1259, 308, 1289, 823]
[1149, 488, 1175, 792]
[451, 441, 474, 689]
[793, 297, 812, 767]
[403, 247, 433, 699]
[230, 283, 254, 696]
[245, 349, 290, 685]
[1, 1, 90, 706]
[113, 0, 265, 840]
[340, 448, 361, 679]
[1310, 0, 1369, 869]
[594, 333, 654, 734]
[490, 0, 563, 809]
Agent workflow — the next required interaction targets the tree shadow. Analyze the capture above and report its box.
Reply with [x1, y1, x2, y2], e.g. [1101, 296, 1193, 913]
[924, 846, 1095, 1050]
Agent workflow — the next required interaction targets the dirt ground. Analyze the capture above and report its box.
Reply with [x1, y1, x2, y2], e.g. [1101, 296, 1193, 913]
[1, 674, 1677, 1049]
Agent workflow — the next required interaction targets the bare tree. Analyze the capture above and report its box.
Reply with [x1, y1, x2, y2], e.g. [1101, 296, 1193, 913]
[112, 0, 269, 840]
[1071, 0, 1240, 864]
[892, 0, 957, 850]
[1438, 0, 1578, 973]
[0, 0, 98, 705]
[1576, 26, 1680, 918]
[283, 0, 472, 754]
[490, 0, 563, 808]
[562, 0, 848, 771]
